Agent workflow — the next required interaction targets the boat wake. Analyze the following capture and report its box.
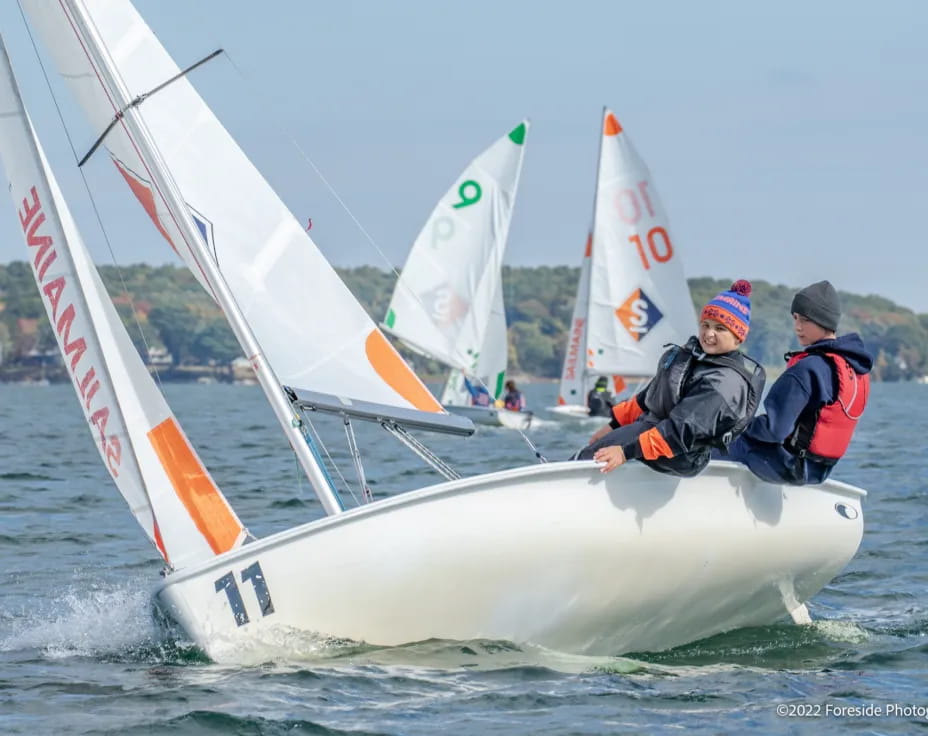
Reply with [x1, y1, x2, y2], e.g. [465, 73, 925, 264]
[0, 581, 160, 659]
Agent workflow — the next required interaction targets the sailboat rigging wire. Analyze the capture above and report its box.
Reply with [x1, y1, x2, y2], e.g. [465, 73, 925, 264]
[469, 374, 547, 463]
[343, 417, 374, 504]
[78, 48, 224, 166]
[382, 423, 461, 481]
[218, 50, 442, 326]
[298, 416, 351, 510]
[15, 0, 167, 394]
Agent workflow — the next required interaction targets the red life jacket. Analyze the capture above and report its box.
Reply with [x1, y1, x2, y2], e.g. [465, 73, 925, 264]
[784, 350, 870, 465]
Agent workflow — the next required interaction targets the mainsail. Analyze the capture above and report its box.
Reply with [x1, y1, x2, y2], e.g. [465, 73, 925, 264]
[586, 109, 695, 378]
[384, 121, 528, 397]
[20, 0, 450, 424]
[0, 37, 244, 570]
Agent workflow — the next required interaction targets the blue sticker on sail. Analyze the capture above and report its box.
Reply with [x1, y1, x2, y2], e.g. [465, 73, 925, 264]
[188, 205, 216, 260]
[615, 288, 663, 341]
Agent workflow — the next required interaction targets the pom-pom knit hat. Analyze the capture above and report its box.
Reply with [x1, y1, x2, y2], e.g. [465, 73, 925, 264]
[701, 280, 752, 341]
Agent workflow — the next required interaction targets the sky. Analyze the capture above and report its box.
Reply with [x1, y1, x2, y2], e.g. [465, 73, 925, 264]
[0, 1, 926, 311]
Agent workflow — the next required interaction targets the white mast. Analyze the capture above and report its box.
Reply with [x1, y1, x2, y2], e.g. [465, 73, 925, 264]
[62, 0, 342, 516]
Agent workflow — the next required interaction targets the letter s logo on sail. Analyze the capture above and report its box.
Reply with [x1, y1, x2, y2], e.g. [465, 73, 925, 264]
[615, 288, 664, 341]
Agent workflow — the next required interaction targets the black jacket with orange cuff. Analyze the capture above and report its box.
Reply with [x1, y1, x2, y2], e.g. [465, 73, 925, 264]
[608, 338, 759, 476]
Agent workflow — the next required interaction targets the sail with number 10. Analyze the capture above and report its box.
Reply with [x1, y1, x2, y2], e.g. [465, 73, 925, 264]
[550, 109, 697, 419]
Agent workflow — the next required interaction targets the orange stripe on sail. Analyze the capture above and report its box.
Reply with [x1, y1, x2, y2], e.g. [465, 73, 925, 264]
[148, 418, 242, 555]
[152, 518, 169, 564]
[612, 375, 627, 394]
[365, 329, 443, 412]
[584, 232, 592, 258]
[112, 160, 178, 254]
[603, 112, 622, 136]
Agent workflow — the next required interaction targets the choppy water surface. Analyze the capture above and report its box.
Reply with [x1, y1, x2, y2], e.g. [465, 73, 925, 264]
[1, 381, 925, 734]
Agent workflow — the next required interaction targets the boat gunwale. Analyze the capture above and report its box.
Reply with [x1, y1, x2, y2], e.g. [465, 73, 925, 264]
[156, 459, 866, 588]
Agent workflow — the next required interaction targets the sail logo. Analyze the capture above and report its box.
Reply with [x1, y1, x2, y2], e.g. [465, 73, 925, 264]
[19, 186, 122, 476]
[112, 156, 177, 253]
[616, 288, 663, 341]
[422, 284, 469, 329]
[564, 318, 585, 380]
[111, 155, 218, 260]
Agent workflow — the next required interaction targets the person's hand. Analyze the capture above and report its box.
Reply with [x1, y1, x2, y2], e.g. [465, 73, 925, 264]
[593, 445, 626, 473]
[589, 424, 612, 444]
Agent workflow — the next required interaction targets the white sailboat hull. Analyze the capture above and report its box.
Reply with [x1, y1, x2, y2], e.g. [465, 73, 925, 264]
[546, 403, 599, 421]
[155, 461, 865, 663]
[442, 403, 533, 430]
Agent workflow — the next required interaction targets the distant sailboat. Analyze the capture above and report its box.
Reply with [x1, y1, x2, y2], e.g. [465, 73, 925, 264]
[2, 0, 868, 665]
[383, 122, 531, 430]
[549, 109, 696, 420]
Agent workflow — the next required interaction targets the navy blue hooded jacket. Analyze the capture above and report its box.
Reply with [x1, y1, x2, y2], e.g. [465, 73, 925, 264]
[723, 333, 872, 484]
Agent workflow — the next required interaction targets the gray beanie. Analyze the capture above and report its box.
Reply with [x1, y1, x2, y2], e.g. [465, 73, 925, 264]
[791, 280, 840, 332]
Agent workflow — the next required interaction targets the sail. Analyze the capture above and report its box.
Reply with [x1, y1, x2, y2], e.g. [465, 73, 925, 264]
[440, 280, 507, 405]
[21, 0, 445, 421]
[557, 233, 593, 405]
[384, 121, 528, 374]
[0, 37, 244, 570]
[586, 109, 695, 377]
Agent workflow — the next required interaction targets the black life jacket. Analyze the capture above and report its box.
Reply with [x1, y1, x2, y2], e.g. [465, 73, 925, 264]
[784, 349, 870, 465]
[644, 339, 766, 448]
[586, 388, 613, 417]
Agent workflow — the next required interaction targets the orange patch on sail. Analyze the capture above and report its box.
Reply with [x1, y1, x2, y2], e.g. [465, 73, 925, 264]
[152, 518, 169, 564]
[603, 113, 622, 136]
[148, 418, 242, 554]
[112, 160, 178, 254]
[612, 375, 627, 395]
[365, 330, 442, 412]
[584, 232, 592, 258]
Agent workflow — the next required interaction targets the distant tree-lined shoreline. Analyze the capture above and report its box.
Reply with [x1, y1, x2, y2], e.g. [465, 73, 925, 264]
[1, 262, 925, 382]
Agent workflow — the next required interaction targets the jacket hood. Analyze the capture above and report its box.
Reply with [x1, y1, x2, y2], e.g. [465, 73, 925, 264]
[801, 333, 873, 374]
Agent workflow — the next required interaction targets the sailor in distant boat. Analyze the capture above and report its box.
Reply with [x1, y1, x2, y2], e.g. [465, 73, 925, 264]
[463, 375, 492, 407]
[502, 380, 526, 411]
[574, 281, 765, 477]
[586, 376, 615, 417]
[718, 280, 872, 484]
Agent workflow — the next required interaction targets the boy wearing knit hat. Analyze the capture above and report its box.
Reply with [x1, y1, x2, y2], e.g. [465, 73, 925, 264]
[575, 281, 765, 477]
[719, 280, 873, 484]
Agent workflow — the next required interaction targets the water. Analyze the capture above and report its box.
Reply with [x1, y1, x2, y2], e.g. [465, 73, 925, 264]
[1, 381, 926, 734]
